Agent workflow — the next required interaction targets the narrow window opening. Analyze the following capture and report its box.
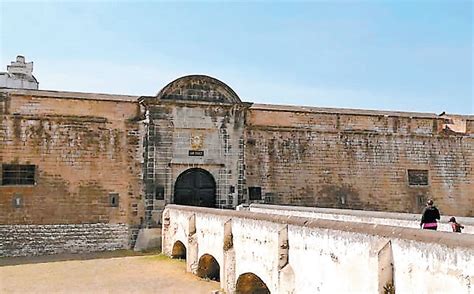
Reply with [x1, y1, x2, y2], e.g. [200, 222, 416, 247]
[12, 195, 23, 208]
[2, 164, 36, 185]
[109, 193, 119, 207]
[416, 195, 426, 208]
[408, 170, 429, 186]
[155, 186, 165, 200]
[340, 196, 346, 205]
[248, 187, 262, 201]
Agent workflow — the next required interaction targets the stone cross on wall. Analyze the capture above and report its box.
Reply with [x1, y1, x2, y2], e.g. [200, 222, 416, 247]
[7, 55, 34, 76]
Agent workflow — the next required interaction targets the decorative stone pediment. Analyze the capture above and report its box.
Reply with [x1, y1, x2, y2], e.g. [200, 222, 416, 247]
[156, 75, 241, 104]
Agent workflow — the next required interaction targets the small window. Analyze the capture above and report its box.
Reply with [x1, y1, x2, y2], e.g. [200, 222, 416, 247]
[2, 164, 35, 185]
[248, 187, 262, 200]
[12, 194, 23, 208]
[408, 170, 429, 186]
[155, 186, 165, 200]
[109, 193, 119, 207]
[264, 192, 275, 203]
[340, 195, 346, 205]
[416, 195, 426, 208]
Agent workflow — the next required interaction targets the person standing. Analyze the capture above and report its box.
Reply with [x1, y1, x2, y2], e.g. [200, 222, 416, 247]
[420, 199, 440, 230]
[449, 217, 464, 233]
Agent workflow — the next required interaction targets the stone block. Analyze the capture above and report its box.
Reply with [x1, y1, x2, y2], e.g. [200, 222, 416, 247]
[133, 228, 162, 252]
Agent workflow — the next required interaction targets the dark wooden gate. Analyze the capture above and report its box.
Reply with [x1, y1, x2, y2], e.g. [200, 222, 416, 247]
[174, 168, 216, 207]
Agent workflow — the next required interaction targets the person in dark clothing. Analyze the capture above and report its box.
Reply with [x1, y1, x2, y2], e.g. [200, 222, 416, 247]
[420, 199, 440, 230]
[449, 217, 464, 233]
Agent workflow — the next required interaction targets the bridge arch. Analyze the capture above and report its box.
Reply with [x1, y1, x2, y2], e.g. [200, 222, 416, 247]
[171, 240, 186, 259]
[197, 253, 220, 281]
[236, 272, 270, 294]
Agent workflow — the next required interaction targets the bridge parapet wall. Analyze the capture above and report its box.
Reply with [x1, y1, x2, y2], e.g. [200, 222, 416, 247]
[163, 205, 474, 294]
[249, 204, 474, 234]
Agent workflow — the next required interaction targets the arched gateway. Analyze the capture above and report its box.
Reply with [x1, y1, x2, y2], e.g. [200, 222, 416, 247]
[140, 74, 247, 226]
[174, 168, 216, 207]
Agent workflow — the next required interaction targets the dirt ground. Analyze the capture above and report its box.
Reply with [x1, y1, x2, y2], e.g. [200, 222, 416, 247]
[0, 252, 220, 294]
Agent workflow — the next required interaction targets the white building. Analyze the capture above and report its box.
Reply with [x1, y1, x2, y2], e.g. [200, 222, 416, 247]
[0, 55, 38, 89]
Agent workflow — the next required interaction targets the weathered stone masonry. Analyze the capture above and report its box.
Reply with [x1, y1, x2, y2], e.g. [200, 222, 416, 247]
[0, 223, 129, 257]
[0, 90, 143, 256]
[1, 74, 473, 256]
[245, 105, 474, 216]
[140, 76, 251, 226]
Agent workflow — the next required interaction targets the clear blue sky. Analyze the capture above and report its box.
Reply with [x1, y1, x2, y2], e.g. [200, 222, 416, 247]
[1, 1, 472, 114]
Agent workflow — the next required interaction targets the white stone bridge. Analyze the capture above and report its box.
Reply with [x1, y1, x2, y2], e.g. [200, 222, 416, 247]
[162, 204, 474, 294]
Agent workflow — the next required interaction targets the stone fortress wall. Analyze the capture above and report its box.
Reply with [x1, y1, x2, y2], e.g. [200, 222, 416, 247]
[0, 223, 129, 257]
[0, 60, 472, 256]
[246, 104, 474, 217]
[0, 89, 143, 254]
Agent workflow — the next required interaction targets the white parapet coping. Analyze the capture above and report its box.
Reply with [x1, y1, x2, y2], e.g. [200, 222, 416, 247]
[249, 203, 474, 234]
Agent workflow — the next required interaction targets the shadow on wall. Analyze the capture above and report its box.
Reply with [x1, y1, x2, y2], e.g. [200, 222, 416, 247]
[317, 184, 377, 210]
[236, 272, 270, 294]
[197, 254, 220, 281]
[171, 241, 186, 259]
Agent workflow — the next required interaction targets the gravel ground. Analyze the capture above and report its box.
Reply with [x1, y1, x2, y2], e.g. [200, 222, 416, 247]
[0, 253, 220, 294]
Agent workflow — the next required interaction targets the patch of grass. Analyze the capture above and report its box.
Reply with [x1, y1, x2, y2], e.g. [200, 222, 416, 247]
[143, 254, 187, 265]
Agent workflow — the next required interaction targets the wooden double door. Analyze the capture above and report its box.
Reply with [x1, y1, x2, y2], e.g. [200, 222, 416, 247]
[174, 168, 216, 207]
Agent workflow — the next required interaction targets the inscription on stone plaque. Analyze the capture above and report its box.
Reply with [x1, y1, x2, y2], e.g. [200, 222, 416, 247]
[189, 150, 204, 156]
